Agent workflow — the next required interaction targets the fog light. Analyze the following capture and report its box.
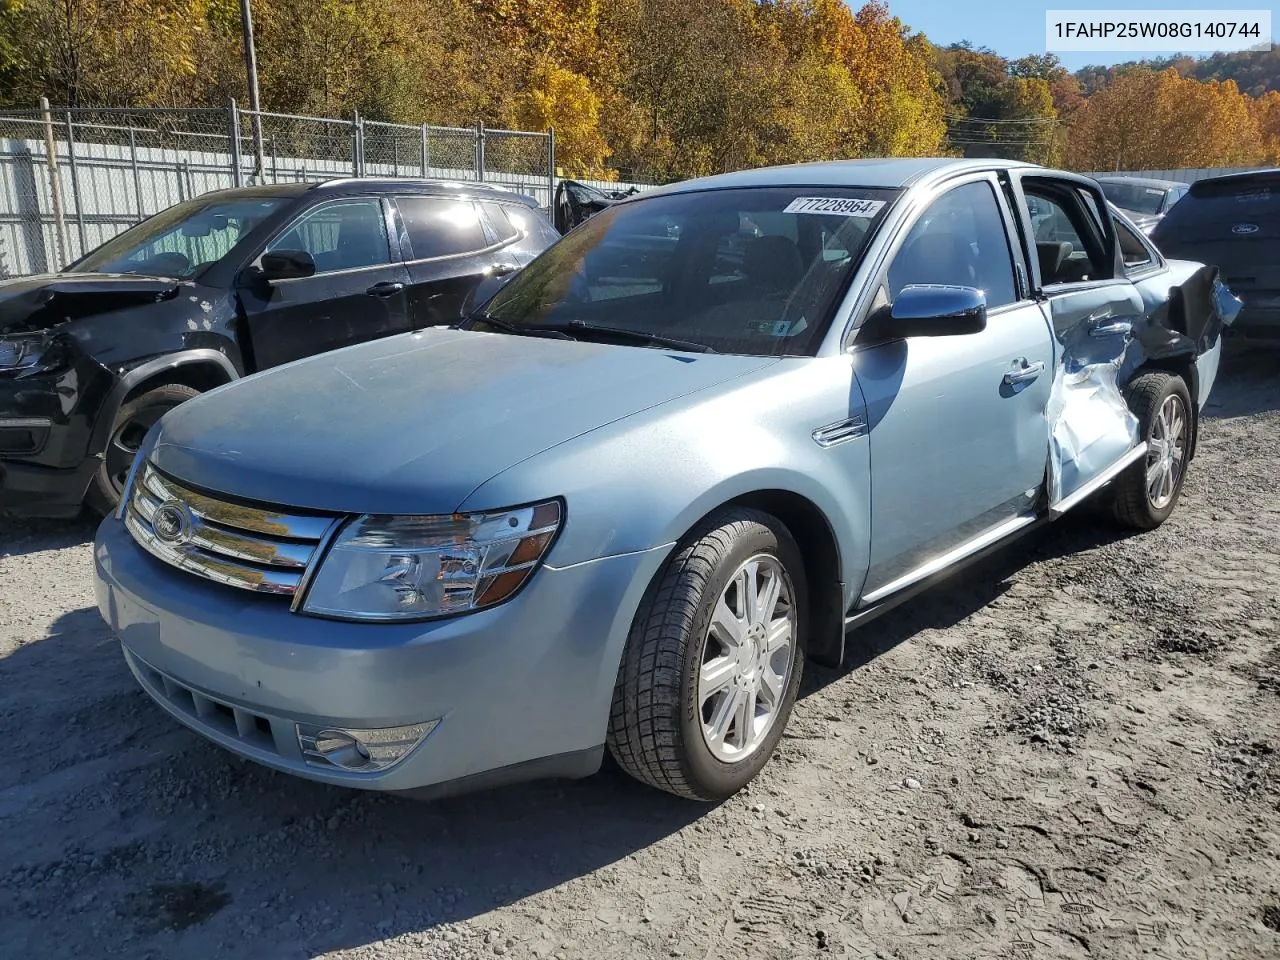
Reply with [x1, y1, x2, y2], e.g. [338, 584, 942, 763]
[296, 720, 438, 772]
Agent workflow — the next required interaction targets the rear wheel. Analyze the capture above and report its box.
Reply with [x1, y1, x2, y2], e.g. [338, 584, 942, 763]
[85, 384, 200, 516]
[1107, 371, 1192, 530]
[606, 508, 807, 801]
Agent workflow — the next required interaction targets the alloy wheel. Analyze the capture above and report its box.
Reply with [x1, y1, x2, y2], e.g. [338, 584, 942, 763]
[1146, 393, 1187, 510]
[698, 554, 797, 763]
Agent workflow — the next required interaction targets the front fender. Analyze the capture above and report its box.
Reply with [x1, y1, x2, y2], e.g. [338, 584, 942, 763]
[458, 356, 872, 612]
[89, 348, 240, 457]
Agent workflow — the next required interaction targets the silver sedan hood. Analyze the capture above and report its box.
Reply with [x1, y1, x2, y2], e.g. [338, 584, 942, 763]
[148, 327, 776, 515]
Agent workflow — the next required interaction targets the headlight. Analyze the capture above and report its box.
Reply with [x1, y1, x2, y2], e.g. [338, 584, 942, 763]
[0, 334, 65, 374]
[301, 500, 562, 621]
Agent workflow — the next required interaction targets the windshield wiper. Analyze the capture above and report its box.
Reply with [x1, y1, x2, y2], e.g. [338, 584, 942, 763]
[555, 320, 715, 354]
[462, 312, 576, 340]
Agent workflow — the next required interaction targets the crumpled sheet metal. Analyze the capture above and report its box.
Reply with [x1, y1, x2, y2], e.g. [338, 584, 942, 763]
[1046, 358, 1140, 504]
[1214, 275, 1244, 329]
[1046, 316, 1140, 507]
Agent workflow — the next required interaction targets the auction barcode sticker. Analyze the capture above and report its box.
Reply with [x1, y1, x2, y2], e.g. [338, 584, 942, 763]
[783, 197, 886, 217]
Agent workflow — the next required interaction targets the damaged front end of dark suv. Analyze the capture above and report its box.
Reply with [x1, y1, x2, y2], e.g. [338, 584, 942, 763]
[0, 275, 193, 518]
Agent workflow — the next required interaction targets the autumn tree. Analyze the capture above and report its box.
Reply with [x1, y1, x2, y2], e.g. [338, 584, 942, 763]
[1252, 90, 1280, 163]
[1066, 67, 1264, 170]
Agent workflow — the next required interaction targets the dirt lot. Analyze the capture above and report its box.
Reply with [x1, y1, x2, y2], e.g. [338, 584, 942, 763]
[2, 347, 1278, 960]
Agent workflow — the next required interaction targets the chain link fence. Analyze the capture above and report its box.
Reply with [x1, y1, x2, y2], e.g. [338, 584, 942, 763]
[0, 102, 560, 278]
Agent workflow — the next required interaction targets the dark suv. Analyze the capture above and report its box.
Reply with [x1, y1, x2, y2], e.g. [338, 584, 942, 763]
[0, 178, 559, 519]
[1150, 169, 1280, 340]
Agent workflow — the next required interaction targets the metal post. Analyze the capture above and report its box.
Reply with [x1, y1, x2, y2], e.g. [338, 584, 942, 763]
[547, 127, 556, 210]
[420, 124, 429, 178]
[392, 135, 399, 177]
[63, 111, 87, 256]
[229, 99, 244, 187]
[40, 97, 68, 267]
[270, 136, 277, 183]
[352, 111, 362, 177]
[128, 127, 144, 217]
[475, 121, 485, 182]
[239, 0, 265, 181]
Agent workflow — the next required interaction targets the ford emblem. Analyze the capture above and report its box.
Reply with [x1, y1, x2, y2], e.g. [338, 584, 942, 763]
[152, 500, 192, 545]
[1232, 223, 1259, 235]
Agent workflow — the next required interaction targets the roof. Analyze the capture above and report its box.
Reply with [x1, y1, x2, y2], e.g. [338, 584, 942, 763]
[643, 158, 1039, 196]
[1095, 175, 1185, 189]
[195, 178, 539, 206]
[1189, 168, 1280, 190]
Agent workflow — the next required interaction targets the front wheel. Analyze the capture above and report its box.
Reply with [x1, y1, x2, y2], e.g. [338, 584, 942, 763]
[607, 508, 807, 801]
[1106, 371, 1192, 530]
[85, 384, 200, 516]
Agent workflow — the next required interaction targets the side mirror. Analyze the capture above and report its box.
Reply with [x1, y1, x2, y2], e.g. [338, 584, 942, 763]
[259, 249, 316, 281]
[877, 283, 987, 338]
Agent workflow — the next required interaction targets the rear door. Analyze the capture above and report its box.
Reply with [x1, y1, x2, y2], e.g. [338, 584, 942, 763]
[1007, 171, 1147, 508]
[237, 196, 412, 370]
[394, 195, 518, 328]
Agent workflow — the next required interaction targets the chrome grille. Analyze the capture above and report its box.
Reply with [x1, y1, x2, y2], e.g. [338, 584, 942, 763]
[124, 461, 342, 600]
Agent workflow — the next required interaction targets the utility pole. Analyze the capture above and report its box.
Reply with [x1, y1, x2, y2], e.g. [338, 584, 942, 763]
[239, 0, 266, 182]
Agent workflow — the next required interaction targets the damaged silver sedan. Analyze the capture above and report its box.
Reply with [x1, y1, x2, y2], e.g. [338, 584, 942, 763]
[93, 159, 1240, 802]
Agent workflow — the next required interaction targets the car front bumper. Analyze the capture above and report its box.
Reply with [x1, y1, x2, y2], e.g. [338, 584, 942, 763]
[93, 515, 673, 794]
[1, 357, 114, 517]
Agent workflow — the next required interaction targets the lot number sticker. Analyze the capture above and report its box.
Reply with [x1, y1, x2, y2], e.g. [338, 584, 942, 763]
[783, 197, 886, 217]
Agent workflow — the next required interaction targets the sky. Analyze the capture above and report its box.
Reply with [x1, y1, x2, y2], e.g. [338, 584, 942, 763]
[884, 0, 1277, 69]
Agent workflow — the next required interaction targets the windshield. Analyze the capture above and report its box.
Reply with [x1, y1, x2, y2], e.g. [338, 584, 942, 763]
[70, 196, 289, 278]
[1099, 182, 1168, 215]
[476, 186, 898, 356]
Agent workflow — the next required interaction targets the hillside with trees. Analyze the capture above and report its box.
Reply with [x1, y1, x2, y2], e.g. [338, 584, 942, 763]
[0, 0, 1277, 180]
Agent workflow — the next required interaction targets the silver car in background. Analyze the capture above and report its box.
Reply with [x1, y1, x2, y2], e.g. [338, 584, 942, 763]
[93, 159, 1239, 802]
[1096, 175, 1190, 235]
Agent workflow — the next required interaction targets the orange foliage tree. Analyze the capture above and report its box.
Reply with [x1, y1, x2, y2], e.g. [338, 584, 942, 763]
[1066, 68, 1265, 170]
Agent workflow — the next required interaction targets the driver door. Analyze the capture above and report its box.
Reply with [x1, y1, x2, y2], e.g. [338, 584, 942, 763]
[236, 197, 412, 371]
[851, 175, 1055, 604]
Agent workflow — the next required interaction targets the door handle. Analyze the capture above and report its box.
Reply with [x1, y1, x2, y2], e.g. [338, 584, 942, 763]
[488, 262, 518, 278]
[1089, 319, 1133, 338]
[366, 281, 405, 298]
[1003, 359, 1045, 385]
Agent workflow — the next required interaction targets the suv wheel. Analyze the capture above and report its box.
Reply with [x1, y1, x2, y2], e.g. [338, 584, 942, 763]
[607, 508, 807, 800]
[86, 384, 200, 516]
[1107, 371, 1192, 530]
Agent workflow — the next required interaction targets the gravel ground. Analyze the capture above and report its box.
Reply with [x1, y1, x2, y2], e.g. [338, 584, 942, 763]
[2, 346, 1278, 960]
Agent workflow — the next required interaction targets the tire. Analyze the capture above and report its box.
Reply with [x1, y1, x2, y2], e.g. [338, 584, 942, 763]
[85, 384, 200, 517]
[1107, 371, 1193, 530]
[606, 508, 808, 801]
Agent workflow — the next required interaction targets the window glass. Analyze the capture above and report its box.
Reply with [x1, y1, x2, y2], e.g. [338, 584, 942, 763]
[1115, 217, 1153, 268]
[71, 196, 287, 278]
[1098, 181, 1168, 215]
[480, 202, 519, 242]
[478, 186, 896, 357]
[1026, 190, 1103, 285]
[266, 199, 389, 273]
[398, 198, 488, 259]
[886, 181, 1017, 309]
